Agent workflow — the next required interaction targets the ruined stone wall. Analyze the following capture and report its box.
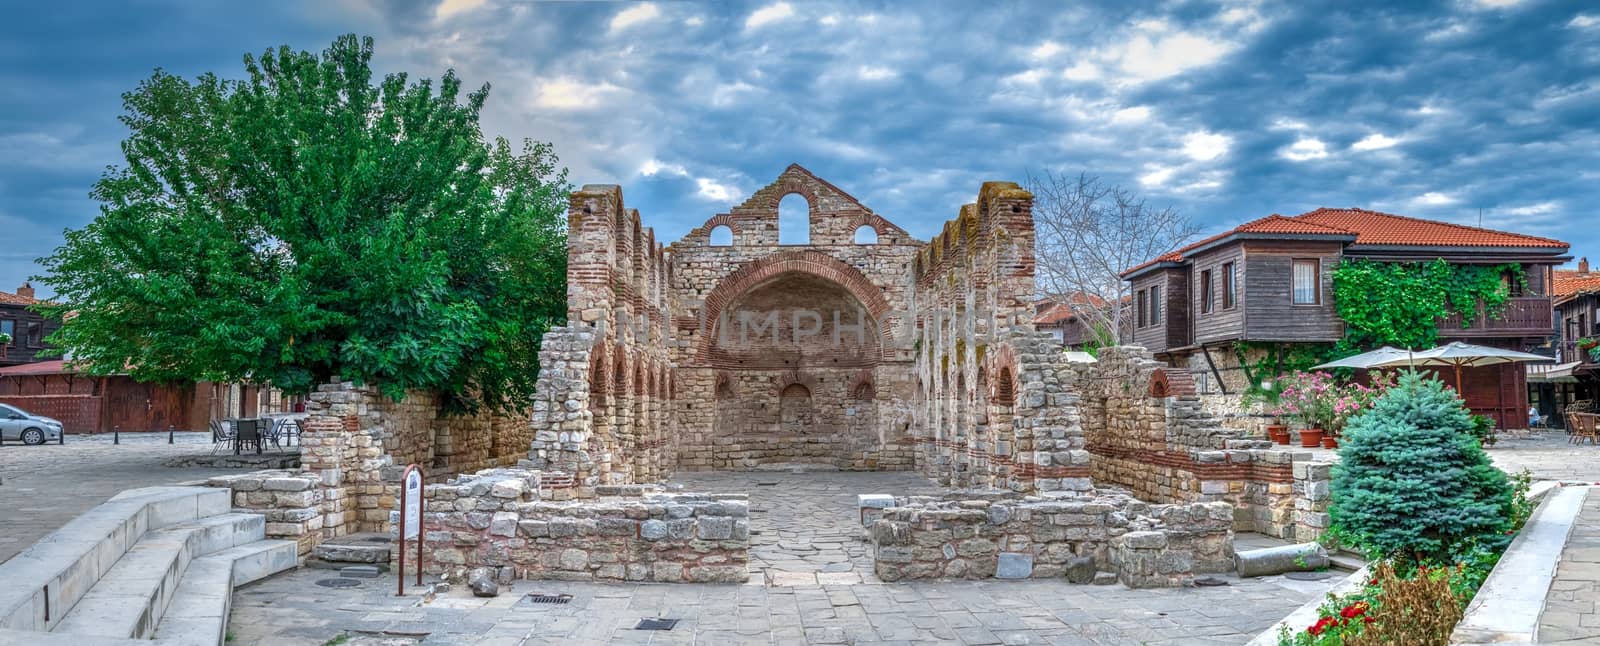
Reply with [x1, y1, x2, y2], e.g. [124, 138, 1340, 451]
[524, 183, 676, 486]
[907, 182, 1092, 494]
[206, 470, 326, 556]
[1181, 348, 1275, 436]
[1072, 347, 1319, 539]
[419, 468, 749, 583]
[299, 381, 533, 537]
[870, 492, 1233, 588]
[668, 165, 922, 471]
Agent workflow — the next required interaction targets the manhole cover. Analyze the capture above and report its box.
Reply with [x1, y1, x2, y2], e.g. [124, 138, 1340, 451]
[360, 536, 392, 543]
[1194, 576, 1230, 587]
[1285, 571, 1335, 581]
[756, 482, 779, 486]
[635, 618, 680, 631]
[526, 594, 572, 604]
[316, 578, 363, 588]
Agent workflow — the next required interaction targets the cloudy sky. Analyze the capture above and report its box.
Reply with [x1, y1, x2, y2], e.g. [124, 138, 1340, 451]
[4, 0, 1599, 296]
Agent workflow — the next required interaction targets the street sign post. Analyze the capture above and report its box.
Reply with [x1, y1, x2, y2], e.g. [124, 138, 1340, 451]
[397, 464, 425, 596]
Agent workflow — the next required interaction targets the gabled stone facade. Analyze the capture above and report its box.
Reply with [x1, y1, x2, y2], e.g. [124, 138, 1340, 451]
[525, 165, 1063, 489]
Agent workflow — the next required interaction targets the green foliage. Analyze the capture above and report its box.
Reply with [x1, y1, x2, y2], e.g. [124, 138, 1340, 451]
[34, 35, 569, 414]
[1234, 341, 1335, 412]
[1330, 372, 1515, 566]
[1076, 319, 1118, 358]
[1469, 414, 1498, 447]
[1331, 259, 1524, 352]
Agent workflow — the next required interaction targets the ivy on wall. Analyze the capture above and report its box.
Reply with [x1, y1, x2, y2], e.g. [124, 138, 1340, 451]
[1331, 259, 1524, 352]
[1233, 341, 1335, 411]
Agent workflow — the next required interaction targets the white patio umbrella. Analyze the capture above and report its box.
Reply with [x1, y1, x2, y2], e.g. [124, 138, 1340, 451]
[1312, 346, 1416, 370]
[1369, 341, 1554, 390]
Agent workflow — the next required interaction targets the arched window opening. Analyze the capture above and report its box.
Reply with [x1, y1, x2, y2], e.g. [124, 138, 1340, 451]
[781, 383, 811, 399]
[854, 382, 874, 400]
[779, 194, 810, 245]
[994, 367, 1015, 406]
[779, 382, 815, 430]
[709, 225, 734, 247]
[854, 225, 879, 244]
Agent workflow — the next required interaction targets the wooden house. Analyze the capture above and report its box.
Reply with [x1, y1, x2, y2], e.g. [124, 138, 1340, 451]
[0, 282, 61, 367]
[1122, 208, 1568, 428]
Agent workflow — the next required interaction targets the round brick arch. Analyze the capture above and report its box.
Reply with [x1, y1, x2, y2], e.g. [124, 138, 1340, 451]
[695, 250, 895, 363]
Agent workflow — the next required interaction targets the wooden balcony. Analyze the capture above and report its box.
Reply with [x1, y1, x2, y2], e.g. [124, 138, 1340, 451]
[1560, 341, 1598, 365]
[1436, 297, 1554, 339]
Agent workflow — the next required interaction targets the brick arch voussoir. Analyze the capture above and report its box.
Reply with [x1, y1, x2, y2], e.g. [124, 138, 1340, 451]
[696, 251, 896, 362]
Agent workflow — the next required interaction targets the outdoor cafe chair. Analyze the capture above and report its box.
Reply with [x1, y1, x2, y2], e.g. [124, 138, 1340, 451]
[234, 418, 263, 455]
[209, 419, 236, 455]
[1573, 413, 1600, 446]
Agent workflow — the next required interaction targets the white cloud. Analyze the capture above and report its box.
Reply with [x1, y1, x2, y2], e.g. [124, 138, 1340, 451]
[745, 2, 795, 30]
[1281, 138, 1329, 161]
[820, 14, 839, 26]
[1506, 201, 1559, 216]
[1414, 192, 1458, 206]
[1271, 118, 1310, 131]
[1005, 68, 1047, 85]
[609, 3, 660, 32]
[1031, 41, 1064, 60]
[1062, 61, 1101, 81]
[695, 177, 737, 201]
[1114, 31, 1236, 82]
[1111, 106, 1151, 124]
[434, 0, 486, 20]
[1472, 0, 1524, 8]
[685, 16, 704, 26]
[640, 159, 689, 177]
[1570, 14, 1600, 29]
[1182, 131, 1231, 161]
[1140, 165, 1176, 187]
[533, 78, 621, 110]
[1351, 133, 1400, 151]
[857, 65, 896, 81]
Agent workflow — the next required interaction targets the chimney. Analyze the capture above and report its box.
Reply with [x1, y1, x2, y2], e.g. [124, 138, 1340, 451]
[15, 282, 33, 300]
[1581, 257, 1591, 275]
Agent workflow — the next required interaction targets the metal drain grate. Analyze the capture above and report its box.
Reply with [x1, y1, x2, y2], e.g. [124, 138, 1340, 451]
[635, 618, 680, 631]
[526, 593, 572, 604]
[315, 578, 362, 588]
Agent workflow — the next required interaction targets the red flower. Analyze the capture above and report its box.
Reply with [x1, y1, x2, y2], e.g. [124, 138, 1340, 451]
[1309, 616, 1338, 636]
[1364, 616, 1376, 625]
[1340, 602, 1369, 619]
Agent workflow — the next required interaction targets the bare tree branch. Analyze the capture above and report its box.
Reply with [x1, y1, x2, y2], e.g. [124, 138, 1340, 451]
[1028, 171, 1198, 345]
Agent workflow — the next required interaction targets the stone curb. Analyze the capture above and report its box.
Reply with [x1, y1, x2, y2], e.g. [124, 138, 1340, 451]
[1452, 484, 1589, 645]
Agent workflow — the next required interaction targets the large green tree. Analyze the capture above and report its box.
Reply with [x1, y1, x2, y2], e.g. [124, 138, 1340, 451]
[36, 35, 568, 414]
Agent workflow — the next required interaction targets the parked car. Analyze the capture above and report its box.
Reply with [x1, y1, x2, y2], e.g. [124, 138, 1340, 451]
[0, 403, 64, 445]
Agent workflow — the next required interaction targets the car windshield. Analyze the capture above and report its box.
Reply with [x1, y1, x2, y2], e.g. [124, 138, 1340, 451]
[0, 404, 25, 417]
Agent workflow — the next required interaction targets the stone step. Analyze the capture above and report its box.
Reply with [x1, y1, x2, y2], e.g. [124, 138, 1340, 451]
[0, 486, 233, 634]
[311, 533, 395, 564]
[49, 513, 265, 640]
[150, 540, 298, 646]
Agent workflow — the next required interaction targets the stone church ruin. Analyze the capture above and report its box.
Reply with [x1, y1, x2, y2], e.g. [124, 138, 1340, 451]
[202, 165, 1332, 587]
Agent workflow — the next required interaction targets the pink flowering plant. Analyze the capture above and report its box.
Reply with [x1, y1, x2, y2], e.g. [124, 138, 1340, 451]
[1328, 372, 1396, 436]
[1276, 370, 1338, 431]
[1276, 370, 1395, 435]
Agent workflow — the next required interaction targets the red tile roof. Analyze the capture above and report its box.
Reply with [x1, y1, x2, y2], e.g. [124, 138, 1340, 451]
[0, 289, 38, 306]
[1555, 269, 1600, 300]
[1121, 214, 1354, 276]
[1295, 207, 1568, 248]
[1122, 208, 1569, 277]
[1034, 293, 1111, 325]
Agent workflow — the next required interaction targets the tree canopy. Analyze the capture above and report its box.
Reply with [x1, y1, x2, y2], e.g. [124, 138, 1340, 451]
[36, 34, 569, 414]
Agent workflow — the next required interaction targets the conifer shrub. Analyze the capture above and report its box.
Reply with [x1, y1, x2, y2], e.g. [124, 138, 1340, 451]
[1329, 371, 1515, 566]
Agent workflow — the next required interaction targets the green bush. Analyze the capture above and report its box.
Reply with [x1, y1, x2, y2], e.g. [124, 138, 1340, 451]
[1330, 372, 1515, 566]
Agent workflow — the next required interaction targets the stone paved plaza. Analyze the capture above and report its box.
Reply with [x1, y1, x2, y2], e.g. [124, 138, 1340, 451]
[0, 431, 252, 563]
[226, 470, 1345, 646]
[1540, 487, 1600, 644]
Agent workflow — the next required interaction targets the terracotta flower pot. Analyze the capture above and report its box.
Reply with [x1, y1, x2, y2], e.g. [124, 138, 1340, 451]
[1267, 425, 1290, 444]
[1299, 428, 1325, 448]
[1322, 436, 1339, 449]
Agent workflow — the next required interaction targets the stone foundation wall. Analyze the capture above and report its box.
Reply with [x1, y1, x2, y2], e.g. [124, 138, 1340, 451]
[299, 381, 534, 538]
[1073, 347, 1324, 540]
[205, 470, 326, 556]
[870, 491, 1232, 588]
[418, 468, 749, 583]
